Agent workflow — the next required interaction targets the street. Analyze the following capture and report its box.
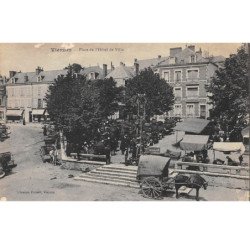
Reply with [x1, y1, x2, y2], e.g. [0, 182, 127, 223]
[0, 124, 248, 201]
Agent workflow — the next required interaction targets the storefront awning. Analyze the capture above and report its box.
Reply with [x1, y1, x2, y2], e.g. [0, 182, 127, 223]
[241, 126, 249, 138]
[6, 109, 24, 117]
[32, 109, 45, 115]
[213, 142, 245, 154]
[180, 135, 209, 151]
[174, 118, 210, 134]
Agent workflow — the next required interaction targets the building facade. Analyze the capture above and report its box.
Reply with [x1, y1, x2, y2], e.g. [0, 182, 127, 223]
[155, 45, 225, 119]
[0, 85, 7, 122]
[6, 65, 108, 123]
[6, 67, 68, 123]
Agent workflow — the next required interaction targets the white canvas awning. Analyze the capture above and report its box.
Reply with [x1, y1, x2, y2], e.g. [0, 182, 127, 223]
[213, 142, 245, 155]
[180, 135, 209, 151]
[6, 109, 24, 117]
[32, 109, 45, 115]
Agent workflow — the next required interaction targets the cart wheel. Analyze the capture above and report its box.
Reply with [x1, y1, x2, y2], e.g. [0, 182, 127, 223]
[0, 170, 5, 179]
[141, 177, 163, 199]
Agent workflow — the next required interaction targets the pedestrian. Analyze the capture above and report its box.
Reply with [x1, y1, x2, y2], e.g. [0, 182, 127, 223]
[105, 145, 111, 164]
[239, 155, 243, 165]
[120, 135, 129, 155]
[43, 125, 47, 136]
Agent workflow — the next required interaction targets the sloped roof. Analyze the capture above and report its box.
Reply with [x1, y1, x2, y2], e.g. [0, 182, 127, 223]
[174, 118, 210, 134]
[157, 47, 225, 67]
[81, 66, 103, 75]
[8, 72, 36, 84]
[137, 57, 168, 69]
[106, 65, 135, 79]
[39, 70, 68, 82]
[7, 69, 67, 84]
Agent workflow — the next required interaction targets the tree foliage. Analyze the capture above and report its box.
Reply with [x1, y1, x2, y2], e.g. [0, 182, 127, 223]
[64, 63, 83, 73]
[45, 70, 122, 144]
[124, 68, 174, 120]
[207, 45, 249, 132]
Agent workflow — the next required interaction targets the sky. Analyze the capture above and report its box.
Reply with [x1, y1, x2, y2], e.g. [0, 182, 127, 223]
[0, 43, 241, 76]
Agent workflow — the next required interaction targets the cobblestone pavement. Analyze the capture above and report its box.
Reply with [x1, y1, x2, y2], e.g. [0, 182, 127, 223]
[0, 124, 248, 201]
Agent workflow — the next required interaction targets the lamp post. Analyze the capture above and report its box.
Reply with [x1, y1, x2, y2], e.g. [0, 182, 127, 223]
[137, 94, 146, 153]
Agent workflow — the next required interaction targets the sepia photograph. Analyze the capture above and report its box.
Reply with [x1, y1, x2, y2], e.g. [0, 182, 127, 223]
[0, 43, 249, 201]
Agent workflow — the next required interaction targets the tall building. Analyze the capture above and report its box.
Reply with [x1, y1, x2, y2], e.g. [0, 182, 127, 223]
[6, 67, 68, 123]
[154, 45, 225, 119]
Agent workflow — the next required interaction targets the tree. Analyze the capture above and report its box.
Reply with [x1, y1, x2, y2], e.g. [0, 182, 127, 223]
[45, 70, 122, 144]
[124, 68, 174, 121]
[64, 63, 83, 73]
[207, 45, 249, 136]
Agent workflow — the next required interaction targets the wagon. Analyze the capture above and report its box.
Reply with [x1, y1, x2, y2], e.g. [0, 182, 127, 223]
[137, 155, 175, 199]
[0, 152, 17, 178]
[136, 155, 208, 200]
[40, 145, 56, 163]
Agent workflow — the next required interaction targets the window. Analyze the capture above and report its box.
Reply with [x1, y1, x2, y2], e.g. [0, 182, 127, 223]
[90, 72, 95, 80]
[14, 100, 19, 108]
[37, 76, 42, 82]
[20, 88, 25, 97]
[0, 111, 4, 120]
[174, 70, 182, 82]
[190, 55, 196, 63]
[11, 77, 15, 84]
[169, 57, 176, 64]
[200, 105, 206, 119]
[162, 71, 170, 82]
[186, 86, 199, 97]
[186, 104, 195, 117]
[20, 99, 24, 108]
[174, 104, 182, 117]
[26, 99, 32, 108]
[187, 69, 199, 79]
[38, 86, 41, 96]
[26, 87, 31, 97]
[0, 99, 2, 106]
[38, 99, 42, 108]
[174, 87, 182, 98]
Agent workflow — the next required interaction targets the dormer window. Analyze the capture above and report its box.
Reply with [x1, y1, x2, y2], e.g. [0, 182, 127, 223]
[11, 77, 15, 84]
[190, 55, 196, 63]
[37, 76, 42, 82]
[169, 57, 176, 64]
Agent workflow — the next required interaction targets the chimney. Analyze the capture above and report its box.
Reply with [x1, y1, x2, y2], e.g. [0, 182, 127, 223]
[111, 62, 115, 71]
[158, 55, 161, 59]
[36, 66, 43, 75]
[103, 64, 107, 77]
[120, 62, 124, 66]
[24, 74, 28, 82]
[134, 58, 138, 63]
[134, 62, 139, 76]
[9, 71, 17, 78]
[170, 47, 182, 57]
[196, 47, 202, 60]
[188, 45, 195, 52]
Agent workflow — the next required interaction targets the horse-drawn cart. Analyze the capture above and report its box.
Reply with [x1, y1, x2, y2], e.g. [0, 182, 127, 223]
[0, 152, 17, 178]
[137, 155, 208, 200]
[137, 155, 175, 199]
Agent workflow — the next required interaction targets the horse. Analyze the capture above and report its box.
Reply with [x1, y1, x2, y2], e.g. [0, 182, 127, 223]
[175, 174, 208, 201]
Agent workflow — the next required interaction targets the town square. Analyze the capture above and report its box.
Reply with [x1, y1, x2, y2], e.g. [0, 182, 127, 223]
[0, 43, 249, 201]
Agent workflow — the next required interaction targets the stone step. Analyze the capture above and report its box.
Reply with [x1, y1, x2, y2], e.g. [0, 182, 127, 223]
[104, 164, 138, 171]
[82, 173, 138, 183]
[74, 175, 140, 188]
[101, 165, 138, 173]
[89, 170, 137, 179]
[95, 168, 138, 175]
